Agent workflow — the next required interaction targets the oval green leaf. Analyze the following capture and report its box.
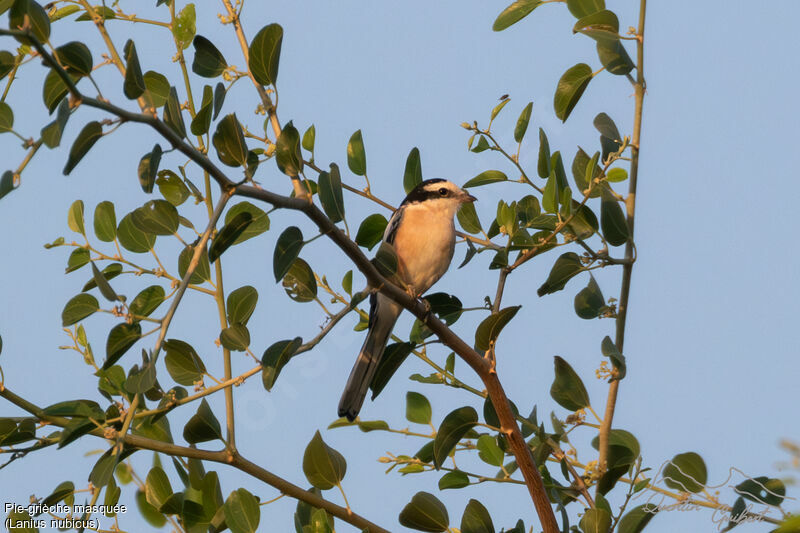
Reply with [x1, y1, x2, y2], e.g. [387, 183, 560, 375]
[554, 63, 593, 122]
[550, 356, 590, 411]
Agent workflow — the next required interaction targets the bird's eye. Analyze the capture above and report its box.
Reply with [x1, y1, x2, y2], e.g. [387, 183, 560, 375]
[438, 188, 448, 196]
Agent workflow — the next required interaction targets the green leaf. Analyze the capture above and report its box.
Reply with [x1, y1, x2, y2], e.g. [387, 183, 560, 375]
[227, 286, 258, 325]
[132, 199, 178, 236]
[550, 356, 590, 411]
[600, 336, 626, 381]
[735, 477, 785, 506]
[594, 112, 622, 160]
[607, 167, 627, 182]
[463, 170, 507, 188]
[220, 323, 250, 351]
[164, 339, 207, 386]
[303, 430, 347, 490]
[439, 471, 470, 490]
[63, 121, 102, 175]
[398, 492, 449, 532]
[573, 9, 619, 40]
[123, 39, 145, 99]
[477, 435, 504, 467]
[68, 199, 85, 234]
[143, 70, 170, 107]
[574, 276, 605, 319]
[273, 226, 304, 281]
[156, 170, 191, 206]
[514, 101, 533, 143]
[213, 113, 248, 167]
[475, 306, 520, 352]
[75, 5, 116, 21]
[43, 399, 103, 418]
[433, 406, 478, 468]
[261, 337, 302, 391]
[471, 135, 490, 153]
[567, 0, 605, 18]
[90, 261, 119, 302]
[190, 85, 214, 136]
[209, 211, 253, 262]
[0, 102, 12, 134]
[617, 504, 658, 533]
[41, 98, 71, 148]
[224, 488, 260, 533]
[163, 86, 186, 138]
[355, 213, 387, 250]
[460, 499, 494, 533]
[537, 128, 551, 178]
[93, 201, 116, 242]
[554, 63, 593, 122]
[483, 397, 520, 428]
[490, 98, 510, 122]
[172, 3, 196, 50]
[183, 398, 223, 443]
[370, 342, 415, 399]
[224, 201, 269, 244]
[192, 35, 227, 78]
[406, 392, 432, 425]
[342, 270, 353, 295]
[54, 41, 92, 76]
[537, 252, 584, 296]
[404, 147, 423, 193]
[42, 481, 75, 507]
[137, 144, 162, 194]
[590, 429, 640, 468]
[125, 353, 156, 393]
[579, 508, 612, 533]
[178, 243, 211, 283]
[0, 50, 13, 80]
[145, 466, 173, 511]
[62, 293, 98, 326]
[248, 23, 283, 85]
[456, 201, 482, 234]
[65, 247, 90, 273]
[347, 129, 367, 176]
[283, 258, 318, 302]
[318, 163, 345, 223]
[89, 448, 119, 487]
[129, 285, 165, 318]
[663, 452, 707, 493]
[42, 68, 74, 114]
[492, 0, 542, 31]
[601, 191, 629, 246]
[542, 172, 558, 214]
[103, 322, 142, 369]
[9, 0, 50, 43]
[302, 124, 316, 152]
[275, 121, 303, 176]
[213, 82, 226, 119]
[597, 39, 634, 75]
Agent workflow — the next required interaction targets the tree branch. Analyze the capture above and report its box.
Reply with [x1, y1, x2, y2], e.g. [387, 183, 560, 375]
[0, 385, 391, 533]
[598, 0, 647, 474]
[1, 27, 558, 531]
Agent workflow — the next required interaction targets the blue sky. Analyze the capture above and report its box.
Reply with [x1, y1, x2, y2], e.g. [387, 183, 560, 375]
[1, 1, 798, 532]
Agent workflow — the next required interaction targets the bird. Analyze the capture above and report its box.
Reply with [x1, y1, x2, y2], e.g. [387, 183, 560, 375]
[338, 179, 476, 421]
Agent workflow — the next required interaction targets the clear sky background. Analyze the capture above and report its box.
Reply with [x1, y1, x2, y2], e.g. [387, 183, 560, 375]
[1, 1, 798, 532]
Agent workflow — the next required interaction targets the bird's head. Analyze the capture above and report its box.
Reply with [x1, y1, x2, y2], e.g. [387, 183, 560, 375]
[401, 179, 476, 213]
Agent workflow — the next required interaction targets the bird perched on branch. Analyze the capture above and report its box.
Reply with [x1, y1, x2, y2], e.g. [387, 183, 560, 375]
[338, 179, 476, 421]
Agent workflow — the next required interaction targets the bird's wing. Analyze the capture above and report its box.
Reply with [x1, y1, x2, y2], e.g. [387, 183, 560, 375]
[383, 208, 404, 245]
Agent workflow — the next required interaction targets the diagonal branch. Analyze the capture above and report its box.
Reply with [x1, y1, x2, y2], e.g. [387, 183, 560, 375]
[0, 385, 390, 533]
[1, 27, 558, 532]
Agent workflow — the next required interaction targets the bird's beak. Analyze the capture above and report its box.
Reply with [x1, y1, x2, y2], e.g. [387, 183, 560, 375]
[460, 190, 477, 203]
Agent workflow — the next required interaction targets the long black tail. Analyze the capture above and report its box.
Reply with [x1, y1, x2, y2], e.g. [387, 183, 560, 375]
[338, 298, 400, 421]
